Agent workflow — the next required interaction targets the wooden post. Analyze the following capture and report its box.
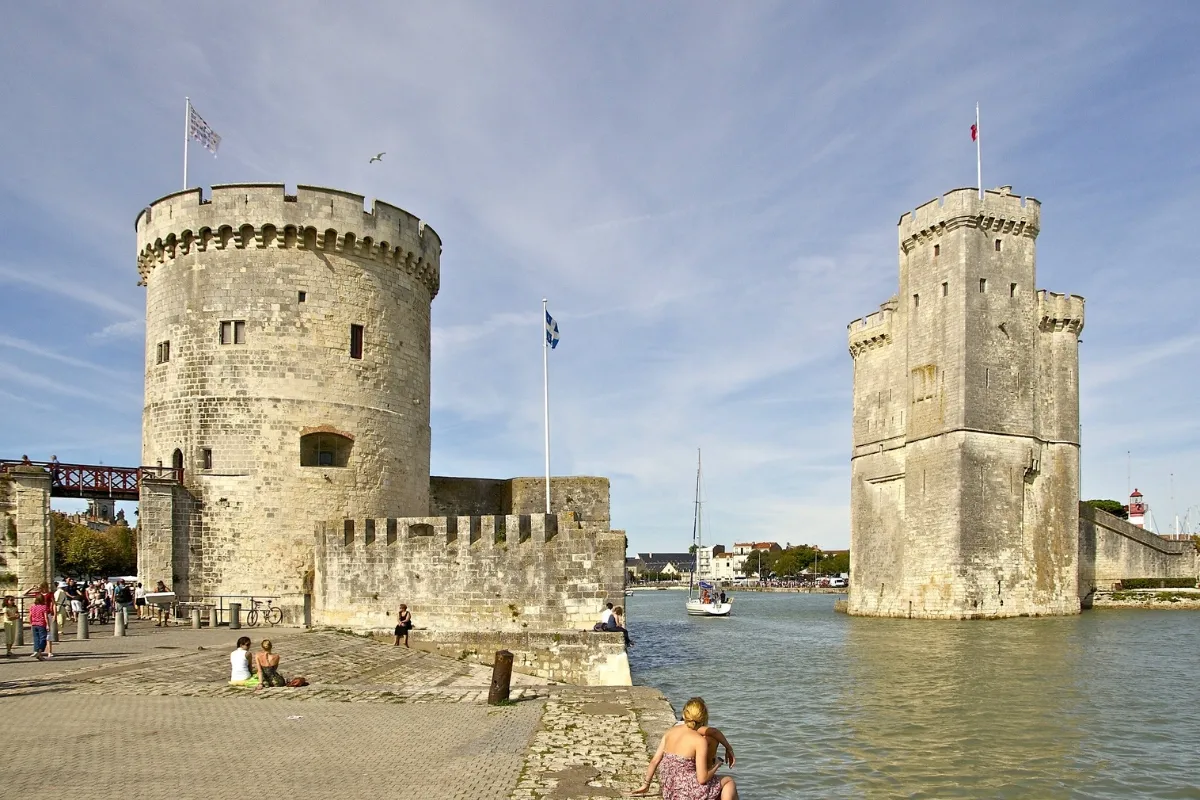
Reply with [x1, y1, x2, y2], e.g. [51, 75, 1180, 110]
[487, 649, 514, 705]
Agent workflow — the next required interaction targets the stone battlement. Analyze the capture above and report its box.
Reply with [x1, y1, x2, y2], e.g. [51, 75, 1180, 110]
[847, 298, 896, 357]
[134, 184, 441, 295]
[898, 186, 1040, 254]
[333, 512, 577, 548]
[1037, 290, 1086, 333]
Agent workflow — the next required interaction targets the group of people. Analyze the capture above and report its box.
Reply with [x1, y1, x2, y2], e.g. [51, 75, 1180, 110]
[53, 577, 145, 624]
[594, 602, 632, 646]
[229, 636, 295, 688]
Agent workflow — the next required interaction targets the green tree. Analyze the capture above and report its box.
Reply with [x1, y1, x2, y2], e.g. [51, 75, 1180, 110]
[817, 551, 850, 574]
[1084, 499, 1128, 519]
[64, 527, 116, 577]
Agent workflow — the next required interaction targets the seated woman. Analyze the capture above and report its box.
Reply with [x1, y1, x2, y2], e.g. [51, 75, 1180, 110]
[254, 639, 287, 687]
[229, 636, 255, 685]
[633, 697, 738, 800]
[605, 605, 633, 648]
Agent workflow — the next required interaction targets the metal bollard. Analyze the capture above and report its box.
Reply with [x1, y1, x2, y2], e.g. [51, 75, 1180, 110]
[191, 608, 202, 629]
[209, 607, 219, 628]
[114, 612, 126, 637]
[487, 649, 514, 705]
[77, 615, 89, 640]
[229, 602, 241, 630]
[50, 615, 59, 643]
[17, 621, 24, 647]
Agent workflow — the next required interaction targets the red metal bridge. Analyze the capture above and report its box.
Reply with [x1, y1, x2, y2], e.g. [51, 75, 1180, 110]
[0, 459, 182, 501]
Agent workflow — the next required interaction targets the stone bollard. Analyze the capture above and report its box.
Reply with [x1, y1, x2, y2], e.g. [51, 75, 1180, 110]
[487, 649, 514, 705]
[77, 615, 89, 640]
[50, 615, 59, 643]
[209, 607, 219, 628]
[191, 608, 202, 629]
[229, 603, 241, 630]
[114, 612, 126, 637]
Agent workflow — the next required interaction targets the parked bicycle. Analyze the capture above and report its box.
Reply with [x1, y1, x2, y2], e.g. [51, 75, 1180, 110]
[245, 598, 283, 627]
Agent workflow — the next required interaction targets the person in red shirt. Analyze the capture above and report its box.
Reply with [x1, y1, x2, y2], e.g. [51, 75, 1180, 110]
[29, 593, 50, 660]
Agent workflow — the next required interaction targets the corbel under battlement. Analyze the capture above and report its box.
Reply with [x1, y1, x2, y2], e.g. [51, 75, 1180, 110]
[1037, 290, 1085, 334]
[324, 512, 593, 549]
[848, 298, 897, 357]
[898, 186, 1040, 254]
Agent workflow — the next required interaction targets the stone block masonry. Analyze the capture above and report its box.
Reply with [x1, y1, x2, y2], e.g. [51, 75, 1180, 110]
[1079, 503, 1198, 594]
[0, 469, 52, 594]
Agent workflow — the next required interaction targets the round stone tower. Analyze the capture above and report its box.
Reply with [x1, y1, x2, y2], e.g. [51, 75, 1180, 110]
[135, 184, 441, 609]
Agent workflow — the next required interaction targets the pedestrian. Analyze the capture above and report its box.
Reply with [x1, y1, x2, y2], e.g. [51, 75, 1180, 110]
[3, 595, 20, 657]
[64, 578, 83, 622]
[393, 604, 413, 647]
[153, 580, 171, 626]
[29, 592, 51, 661]
[49, 455, 60, 486]
[37, 582, 56, 659]
[53, 581, 68, 630]
[253, 639, 287, 688]
[134, 582, 146, 619]
[114, 580, 134, 624]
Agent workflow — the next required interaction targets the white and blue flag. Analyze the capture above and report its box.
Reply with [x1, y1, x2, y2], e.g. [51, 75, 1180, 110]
[545, 310, 560, 349]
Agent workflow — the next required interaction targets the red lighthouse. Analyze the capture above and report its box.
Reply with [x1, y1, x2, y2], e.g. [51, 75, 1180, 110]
[1128, 489, 1146, 528]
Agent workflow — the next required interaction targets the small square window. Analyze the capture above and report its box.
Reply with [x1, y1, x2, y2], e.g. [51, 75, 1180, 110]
[979, 278, 987, 293]
[350, 324, 364, 360]
[995, 239, 1002, 252]
[1010, 283, 1017, 297]
[298, 291, 306, 303]
[941, 282, 948, 297]
[220, 320, 246, 345]
[933, 244, 940, 257]
[202, 448, 212, 470]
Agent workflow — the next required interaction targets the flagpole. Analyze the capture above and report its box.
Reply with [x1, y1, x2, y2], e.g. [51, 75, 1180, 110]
[542, 298, 552, 514]
[976, 102, 982, 200]
[183, 97, 190, 190]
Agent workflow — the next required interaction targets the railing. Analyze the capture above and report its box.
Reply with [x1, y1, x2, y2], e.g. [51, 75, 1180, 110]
[0, 459, 183, 500]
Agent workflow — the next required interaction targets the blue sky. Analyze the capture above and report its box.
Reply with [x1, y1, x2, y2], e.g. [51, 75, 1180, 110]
[2, 2, 1199, 550]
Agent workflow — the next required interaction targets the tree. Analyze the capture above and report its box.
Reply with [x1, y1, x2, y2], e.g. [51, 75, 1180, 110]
[1084, 499, 1128, 519]
[51, 512, 137, 578]
[65, 528, 115, 577]
[817, 551, 850, 575]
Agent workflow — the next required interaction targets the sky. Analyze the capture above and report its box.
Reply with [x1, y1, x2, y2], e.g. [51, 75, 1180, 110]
[1, 2, 1199, 551]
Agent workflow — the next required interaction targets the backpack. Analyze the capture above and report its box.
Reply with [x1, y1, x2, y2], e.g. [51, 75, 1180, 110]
[116, 586, 133, 603]
[286, 677, 309, 688]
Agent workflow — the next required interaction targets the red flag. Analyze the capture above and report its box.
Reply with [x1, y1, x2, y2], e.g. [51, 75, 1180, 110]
[971, 123, 978, 142]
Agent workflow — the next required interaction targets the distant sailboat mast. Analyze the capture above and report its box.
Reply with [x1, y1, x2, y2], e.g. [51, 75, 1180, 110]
[692, 448, 702, 593]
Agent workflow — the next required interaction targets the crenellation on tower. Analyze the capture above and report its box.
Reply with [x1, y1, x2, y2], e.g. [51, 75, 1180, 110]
[898, 187, 1040, 254]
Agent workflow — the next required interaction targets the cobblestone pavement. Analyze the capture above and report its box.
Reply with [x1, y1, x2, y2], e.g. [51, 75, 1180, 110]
[0, 623, 674, 799]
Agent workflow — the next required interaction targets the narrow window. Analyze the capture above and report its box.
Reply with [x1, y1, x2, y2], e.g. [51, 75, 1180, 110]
[202, 448, 212, 470]
[298, 291, 307, 303]
[1010, 283, 1017, 297]
[933, 244, 940, 257]
[350, 324, 364, 360]
[156, 340, 170, 364]
[912, 293, 920, 309]
[941, 282, 948, 297]
[995, 239, 1002, 252]
[979, 278, 987, 293]
[986, 367, 991, 388]
[220, 320, 246, 345]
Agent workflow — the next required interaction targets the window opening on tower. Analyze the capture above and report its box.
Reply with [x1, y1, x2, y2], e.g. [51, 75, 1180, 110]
[300, 432, 352, 467]
[979, 278, 987, 293]
[350, 324, 364, 360]
[219, 320, 246, 345]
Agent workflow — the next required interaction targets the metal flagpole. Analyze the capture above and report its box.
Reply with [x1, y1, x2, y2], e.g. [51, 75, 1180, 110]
[183, 97, 190, 190]
[542, 298, 551, 514]
[976, 102, 982, 200]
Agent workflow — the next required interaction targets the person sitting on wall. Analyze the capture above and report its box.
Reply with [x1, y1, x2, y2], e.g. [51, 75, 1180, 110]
[254, 639, 287, 688]
[229, 636, 257, 686]
[593, 602, 615, 631]
[605, 605, 633, 648]
[393, 604, 413, 648]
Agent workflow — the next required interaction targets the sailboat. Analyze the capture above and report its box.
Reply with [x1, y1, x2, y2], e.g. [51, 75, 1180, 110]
[686, 449, 733, 617]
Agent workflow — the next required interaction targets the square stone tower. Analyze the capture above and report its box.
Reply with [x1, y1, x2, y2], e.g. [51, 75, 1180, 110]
[847, 186, 1084, 618]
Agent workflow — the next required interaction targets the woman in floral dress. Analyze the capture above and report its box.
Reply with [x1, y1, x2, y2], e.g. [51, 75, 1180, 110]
[632, 697, 738, 800]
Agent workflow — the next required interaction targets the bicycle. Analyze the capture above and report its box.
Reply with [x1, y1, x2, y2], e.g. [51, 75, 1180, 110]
[245, 598, 283, 627]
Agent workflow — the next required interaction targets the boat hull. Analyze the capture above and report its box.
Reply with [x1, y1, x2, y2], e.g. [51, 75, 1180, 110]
[685, 599, 733, 617]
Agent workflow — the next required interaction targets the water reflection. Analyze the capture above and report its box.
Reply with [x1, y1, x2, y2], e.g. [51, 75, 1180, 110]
[629, 591, 1200, 799]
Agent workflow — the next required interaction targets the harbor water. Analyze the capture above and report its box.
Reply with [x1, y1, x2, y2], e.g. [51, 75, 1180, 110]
[628, 589, 1200, 798]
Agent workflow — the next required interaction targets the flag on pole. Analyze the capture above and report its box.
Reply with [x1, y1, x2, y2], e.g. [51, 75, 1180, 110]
[545, 310, 560, 349]
[188, 103, 222, 155]
[970, 122, 978, 141]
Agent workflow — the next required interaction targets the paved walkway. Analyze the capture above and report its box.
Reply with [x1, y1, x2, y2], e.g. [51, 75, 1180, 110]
[0, 621, 674, 799]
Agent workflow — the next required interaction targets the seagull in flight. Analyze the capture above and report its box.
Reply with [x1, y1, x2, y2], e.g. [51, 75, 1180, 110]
[369, 152, 385, 163]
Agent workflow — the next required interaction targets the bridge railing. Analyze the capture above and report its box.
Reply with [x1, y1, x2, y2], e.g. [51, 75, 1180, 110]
[0, 459, 183, 499]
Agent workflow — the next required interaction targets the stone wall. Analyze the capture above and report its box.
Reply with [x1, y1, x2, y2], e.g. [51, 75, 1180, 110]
[136, 184, 441, 604]
[137, 478, 201, 597]
[3, 469, 52, 594]
[314, 512, 626, 633]
[0, 476, 17, 591]
[410, 630, 631, 686]
[1079, 503, 1198, 593]
[429, 476, 610, 526]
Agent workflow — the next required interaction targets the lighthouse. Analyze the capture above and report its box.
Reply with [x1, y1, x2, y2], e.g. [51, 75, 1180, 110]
[1128, 489, 1146, 528]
